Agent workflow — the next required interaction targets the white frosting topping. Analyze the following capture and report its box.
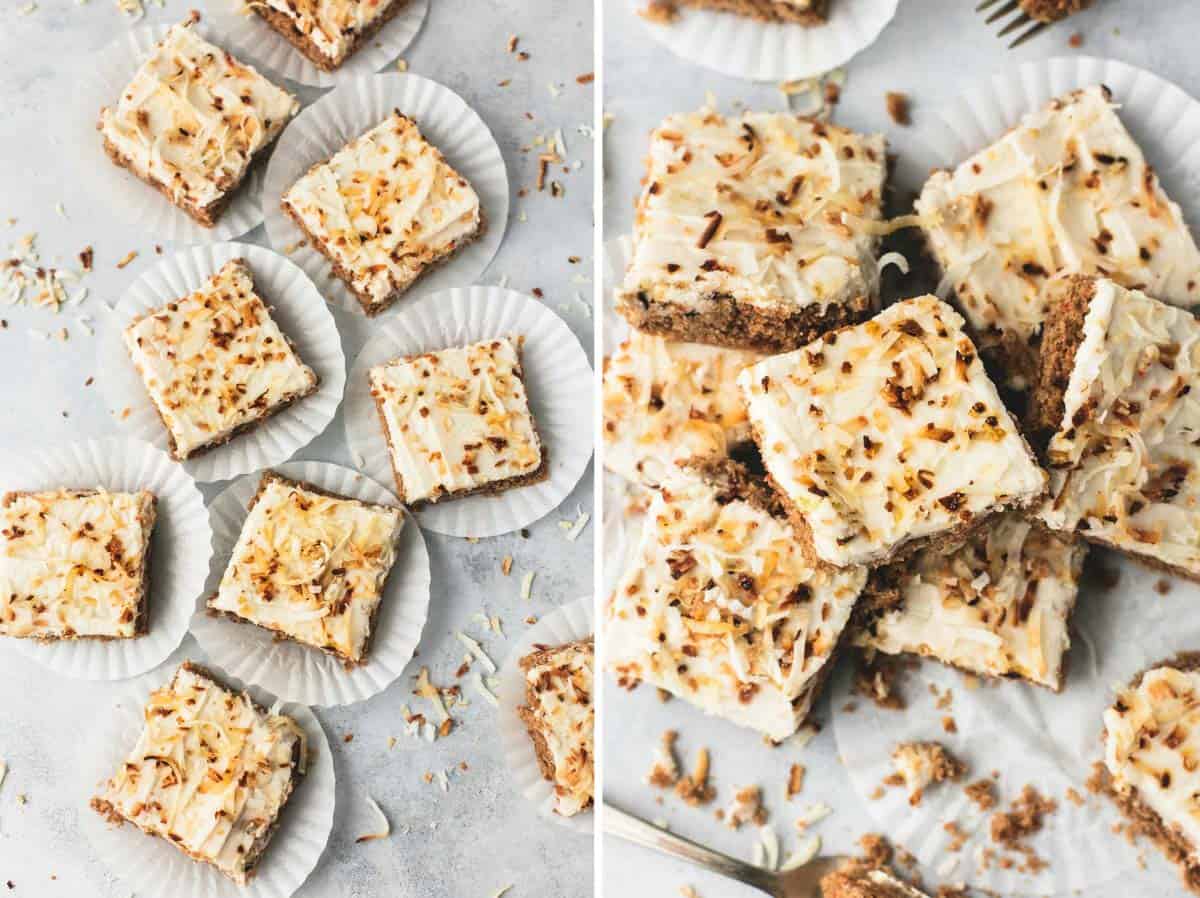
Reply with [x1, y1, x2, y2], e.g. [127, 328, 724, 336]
[257, 0, 394, 65]
[94, 664, 304, 885]
[1, 489, 153, 639]
[619, 108, 886, 316]
[606, 469, 866, 741]
[858, 513, 1085, 689]
[521, 639, 594, 817]
[602, 331, 763, 487]
[369, 336, 543, 505]
[1040, 277, 1200, 575]
[209, 473, 404, 664]
[917, 86, 1200, 385]
[282, 112, 481, 309]
[1104, 664, 1200, 866]
[124, 259, 317, 460]
[99, 15, 297, 212]
[739, 295, 1046, 567]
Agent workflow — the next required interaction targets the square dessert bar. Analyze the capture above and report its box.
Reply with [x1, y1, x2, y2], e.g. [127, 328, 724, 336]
[91, 662, 305, 886]
[856, 512, 1087, 690]
[369, 336, 547, 506]
[606, 458, 867, 741]
[252, 0, 411, 72]
[98, 13, 298, 228]
[282, 111, 483, 316]
[518, 638, 595, 818]
[739, 295, 1047, 569]
[602, 330, 763, 487]
[1101, 655, 1200, 895]
[1032, 275, 1200, 580]
[124, 258, 319, 461]
[616, 109, 887, 353]
[670, 0, 828, 24]
[208, 471, 405, 667]
[916, 85, 1200, 389]
[1, 488, 155, 640]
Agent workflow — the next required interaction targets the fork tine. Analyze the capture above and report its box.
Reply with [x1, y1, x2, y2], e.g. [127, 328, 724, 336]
[1008, 19, 1049, 47]
[975, 0, 1004, 9]
[997, 11, 1034, 36]
[985, 0, 1020, 24]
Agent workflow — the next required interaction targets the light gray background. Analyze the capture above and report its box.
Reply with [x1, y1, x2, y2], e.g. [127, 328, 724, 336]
[603, 1, 1200, 896]
[0, 1, 594, 896]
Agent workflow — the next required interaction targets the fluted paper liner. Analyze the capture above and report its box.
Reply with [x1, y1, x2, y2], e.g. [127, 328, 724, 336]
[190, 460, 431, 707]
[203, 0, 429, 88]
[262, 74, 509, 316]
[97, 243, 346, 484]
[343, 287, 594, 537]
[629, 0, 898, 82]
[496, 596, 595, 834]
[68, 24, 286, 244]
[79, 650, 336, 898]
[0, 437, 210, 681]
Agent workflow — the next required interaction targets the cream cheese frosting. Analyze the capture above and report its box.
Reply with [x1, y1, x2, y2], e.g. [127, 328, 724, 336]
[606, 465, 867, 741]
[618, 108, 887, 317]
[282, 111, 481, 311]
[209, 473, 404, 664]
[857, 513, 1085, 689]
[369, 336, 543, 505]
[124, 258, 318, 460]
[917, 85, 1200, 387]
[1039, 276, 1200, 576]
[99, 14, 298, 214]
[602, 331, 763, 487]
[739, 295, 1046, 568]
[1103, 663, 1200, 869]
[92, 663, 304, 884]
[520, 639, 594, 817]
[0, 489, 154, 639]
[256, 0, 396, 66]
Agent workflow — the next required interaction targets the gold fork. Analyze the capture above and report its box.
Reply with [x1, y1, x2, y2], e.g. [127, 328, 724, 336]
[976, 0, 1078, 48]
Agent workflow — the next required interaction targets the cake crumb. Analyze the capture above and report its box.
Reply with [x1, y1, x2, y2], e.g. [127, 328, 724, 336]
[646, 730, 680, 789]
[965, 778, 997, 811]
[786, 763, 806, 800]
[639, 0, 678, 23]
[675, 746, 716, 806]
[990, 785, 1057, 873]
[1064, 786, 1085, 807]
[1068, 31, 1083, 47]
[942, 715, 957, 734]
[853, 653, 907, 710]
[891, 741, 965, 806]
[885, 92, 911, 126]
[1155, 578, 1172, 595]
[722, 785, 767, 829]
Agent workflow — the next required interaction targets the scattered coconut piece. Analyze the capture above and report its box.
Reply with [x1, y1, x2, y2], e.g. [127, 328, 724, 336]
[646, 730, 680, 788]
[355, 797, 390, 843]
[415, 667, 450, 722]
[473, 673, 500, 707]
[780, 834, 821, 871]
[760, 827, 780, 870]
[501, 555, 513, 576]
[520, 571, 535, 600]
[455, 632, 498, 675]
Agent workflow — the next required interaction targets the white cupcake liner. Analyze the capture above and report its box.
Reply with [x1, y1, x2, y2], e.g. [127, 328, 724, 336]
[79, 652, 336, 898]
[496, 596, 595, 834]
[97, 243, 346, 484]
[67, 24, 286, 245]
[190, 460, 431, 707]
[629, 0, 898, 82]
[831, 556, 1200, 894]
[912, 56, 1200, 234]
[343, 287, 594, 538]
[262, 74, 509, 316]
[203, 0, 429, 88]
[0, 437, 211, 681]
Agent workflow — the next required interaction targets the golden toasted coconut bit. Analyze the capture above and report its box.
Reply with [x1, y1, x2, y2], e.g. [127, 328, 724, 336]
[721, 785, 767, 829]
[786, 763, 806, 800]
[116, 250, 138, 269]
[853, 653, 908, 711]
[885, 92, 911, 126]
[501, 555, 513, 576]
[942, 716, 957, 734]
[1064, 786, 1085, 807]
[675, 746, 716, 806]
[964, 778, 998, 811]
[646, 730, 680, 789]
[891, 741, 966, 807]
[639, 0, 679, 23]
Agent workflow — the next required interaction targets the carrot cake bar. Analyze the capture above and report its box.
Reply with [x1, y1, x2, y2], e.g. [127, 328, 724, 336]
[91, 662, 306, 885]
[518, 638, 595, 817]
[281, 111, 483, 316]
[1033, 274, 1200, 579]
[251, 0, 411, 72]
[98, 13, 298, 228]
[124, 258, 319, 461]
[1, 489, 156, 640]
[369, 336, 547, 506]
[606, 458, 867, 741]
[1101, 655, 1200, 895]
[916, 85, 1200, 388]
[821, 868, 932, 898]
[209, 471, 404, 667]
[602, 330, 763, 487]
[738, 295, 1046, 568]
[669, 0, 828, 25]
[856, 512, 1086, 690]
[616, 108, 887, 353]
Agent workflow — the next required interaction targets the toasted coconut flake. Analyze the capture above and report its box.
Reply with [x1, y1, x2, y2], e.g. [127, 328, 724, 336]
[355, 796, 390, 843]
[520, 571, 535, 600]
[415, 667, 450, 722]
[473, 673, 500, 707]
[455, 632, 498, 674]
[501, 555, 513, 576]
[780, 834, 821, 871]
[841, 210, 936, 236]
[492, 887, 514, 898]
[0, 759, 7, 790]
[563, 507, 591, 541]
[760, 827, 780, 870]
